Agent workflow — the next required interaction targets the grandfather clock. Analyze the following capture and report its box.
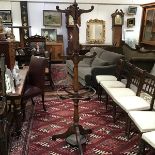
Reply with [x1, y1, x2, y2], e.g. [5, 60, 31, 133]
[111, 9, 124, 47]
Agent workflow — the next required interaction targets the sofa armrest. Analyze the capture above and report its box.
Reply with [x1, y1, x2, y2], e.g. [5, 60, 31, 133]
[91, 65, 116, 77]
[85, 65, 117, 89]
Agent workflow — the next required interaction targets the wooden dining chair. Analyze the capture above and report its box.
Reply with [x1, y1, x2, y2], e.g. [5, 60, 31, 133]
[21, 55, 47, 120]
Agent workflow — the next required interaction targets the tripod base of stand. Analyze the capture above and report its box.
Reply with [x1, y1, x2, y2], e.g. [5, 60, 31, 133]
[52, 124, 92, 142]
[66, 134, 86, 146]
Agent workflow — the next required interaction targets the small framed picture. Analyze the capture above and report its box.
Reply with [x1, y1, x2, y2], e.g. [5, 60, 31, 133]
[41, 28, 57, 42]
[127, 18, 135, 28]
[43, 10, 62, 27]
[0, 10, 12, 23]
[127, 6, 137, 15]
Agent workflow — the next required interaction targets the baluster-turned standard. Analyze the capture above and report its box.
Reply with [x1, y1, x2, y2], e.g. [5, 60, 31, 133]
[52, 1, 95, 154]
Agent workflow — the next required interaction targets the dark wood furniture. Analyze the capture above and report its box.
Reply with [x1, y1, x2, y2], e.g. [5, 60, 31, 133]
[111, 9, 124, 47]
[9, 26, 31, 48]
[6, 67, 28, 134]
[0, 40, 19, 70]
[0, 54, 8, 155]
[139, 2, 155, 49]
[66, 13, 81, 55]
[46, 42, 64, 62]
[52, 1, 94, 154]
[16, 35, 55, 88]
[80, 43, 123, 54]
[21, 56, 46, 120]
[122, 42, 155, 72]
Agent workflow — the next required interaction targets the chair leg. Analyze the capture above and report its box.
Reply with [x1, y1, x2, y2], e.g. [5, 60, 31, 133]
[42, 94, 46, 111]
[21, 98, 26, 121]
[97, 83, 100, 100]
[113, 103, 117, 123]
[49, 63, 55, 89]
[126, 118, 132, 140]
[105, 94, 109, 110]
[31, 98, 35, 105]
[138, 138, 146, 155]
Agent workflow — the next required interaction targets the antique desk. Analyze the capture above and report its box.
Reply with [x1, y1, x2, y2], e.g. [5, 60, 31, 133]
[6, 67, 28, 135]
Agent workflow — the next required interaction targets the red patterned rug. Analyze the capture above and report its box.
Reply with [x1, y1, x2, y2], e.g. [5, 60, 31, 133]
[26, 97, 141, 155]
[10, 95, 155, 155]
[50, 64, 71, 87]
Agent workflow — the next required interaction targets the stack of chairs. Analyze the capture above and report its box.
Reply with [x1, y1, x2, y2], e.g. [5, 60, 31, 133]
[96, 59, 155, 154]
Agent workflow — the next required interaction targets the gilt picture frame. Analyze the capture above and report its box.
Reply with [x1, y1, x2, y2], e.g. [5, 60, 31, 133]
[43, 10, 62, 27]
[0, 10, 12, 23]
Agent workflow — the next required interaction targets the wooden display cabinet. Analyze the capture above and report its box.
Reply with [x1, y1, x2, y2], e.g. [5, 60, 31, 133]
[0, 41, 18, 70]
[46, 42, 64, 62]
[139, 3, 155, 48]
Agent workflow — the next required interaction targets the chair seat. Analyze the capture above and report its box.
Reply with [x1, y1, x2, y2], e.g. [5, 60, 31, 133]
[128, 111, 155, 132]
[96, 75, 117, 84]
[105, 87, 136, 102]
[116, 96, 150, 111]
[142, 131, 155, 148]
[23, 85, 42, 98]
[100, 80, 126, 88]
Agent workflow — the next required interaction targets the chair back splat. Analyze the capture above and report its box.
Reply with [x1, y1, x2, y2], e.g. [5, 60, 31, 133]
[126, 65, 146, 96]
[119, 60, 133, 82]
[115, 59, 125, 80]
[141, 72, 155, 110]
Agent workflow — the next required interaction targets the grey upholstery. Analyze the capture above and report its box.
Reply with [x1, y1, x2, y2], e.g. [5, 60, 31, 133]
[66, 47, 124, 88]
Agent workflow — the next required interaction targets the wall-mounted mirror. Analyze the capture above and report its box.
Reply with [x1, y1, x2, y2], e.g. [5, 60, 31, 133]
[86, 19, 105, 44]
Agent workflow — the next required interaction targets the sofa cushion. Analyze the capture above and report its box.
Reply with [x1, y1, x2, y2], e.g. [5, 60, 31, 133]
[83, 52, 95, 65]
[90, 47, 105, 57]
[91, 57, 110, 66]
[99, 50, 123, 64]
[78, 67, 91, 80]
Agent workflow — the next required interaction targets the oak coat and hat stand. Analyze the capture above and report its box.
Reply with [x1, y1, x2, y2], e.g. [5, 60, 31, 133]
[52, 1, 96, 154]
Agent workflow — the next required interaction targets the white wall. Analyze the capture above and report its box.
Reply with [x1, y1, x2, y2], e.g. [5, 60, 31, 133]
[0, 0, 147, 53]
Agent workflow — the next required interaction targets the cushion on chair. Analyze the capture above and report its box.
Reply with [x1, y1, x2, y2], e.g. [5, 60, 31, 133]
[115, 96, 150, 111]
[142, 131, 155, 148]
[96, 75, 117, 83]
[100, 80, 126, 88]
[105, 87, 136, 102]
[128, 111, 155, 132]
[23, 85, 42, 98]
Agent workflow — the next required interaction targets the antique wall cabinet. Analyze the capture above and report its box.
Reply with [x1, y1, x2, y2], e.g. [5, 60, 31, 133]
[139, 3, 155, 49]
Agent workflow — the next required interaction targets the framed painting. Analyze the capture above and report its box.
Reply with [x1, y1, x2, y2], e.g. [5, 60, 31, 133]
[0, 10, 12, 23]
[43, 10, 62, 27]
[127, 18, 135, 28]
[41, 28, 57, 42]
[127, 6, 137, 15]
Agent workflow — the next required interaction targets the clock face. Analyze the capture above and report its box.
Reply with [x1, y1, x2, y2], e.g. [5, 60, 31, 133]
[69, 15, 74, 25]
[114, 14, 123, 25]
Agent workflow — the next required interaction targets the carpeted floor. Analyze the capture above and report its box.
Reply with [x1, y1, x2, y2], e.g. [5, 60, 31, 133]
[26, 98, 141, 155]
[9, 64, 154, 155]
